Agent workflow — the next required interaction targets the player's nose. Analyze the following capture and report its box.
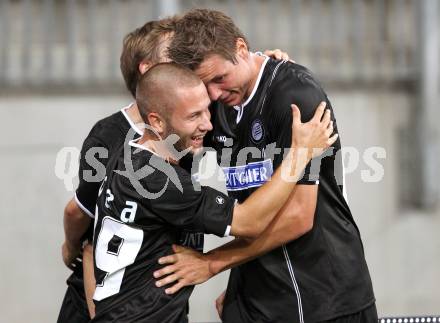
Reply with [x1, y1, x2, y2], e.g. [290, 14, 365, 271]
[199, 117, 213, 132]
[206, 84, 222, 101]
[199, 111, 213, 132]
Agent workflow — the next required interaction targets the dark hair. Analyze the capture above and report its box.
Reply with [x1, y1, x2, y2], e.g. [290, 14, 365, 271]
[168, 9, 248, 70]
[120, 16, 179, 97]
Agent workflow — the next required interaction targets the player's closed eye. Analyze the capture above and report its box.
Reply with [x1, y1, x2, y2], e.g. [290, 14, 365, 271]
[213, 75, 225, 83]
[188, 112, 200, 120]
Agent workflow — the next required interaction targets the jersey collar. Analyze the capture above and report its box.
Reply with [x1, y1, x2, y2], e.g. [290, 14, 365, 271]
[233, 55, 270, 124]
[121, 103, 144, 136]
[128, 138, 162, 158]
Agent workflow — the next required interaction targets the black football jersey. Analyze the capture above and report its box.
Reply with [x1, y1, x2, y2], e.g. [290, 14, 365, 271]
[207, 58, 375, 322]
[75, 106, 205, 252]
[75, 105, 142, 218]
[64, 105, 141, 308]
[91, 140, 234, 322]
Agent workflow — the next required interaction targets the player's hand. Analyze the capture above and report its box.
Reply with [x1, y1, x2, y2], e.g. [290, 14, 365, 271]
[263, 48, 295, 63]
[215, 290, 226, 319]
[153, 244, 214, 294]
[291, 101, 338, 159]
[62, 241, 82, 270]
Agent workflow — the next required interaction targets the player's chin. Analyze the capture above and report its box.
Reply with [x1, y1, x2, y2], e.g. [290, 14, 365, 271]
[222, 94, 242, 106]
[187, 139, 204, 155]
[191, 146, 205, 156]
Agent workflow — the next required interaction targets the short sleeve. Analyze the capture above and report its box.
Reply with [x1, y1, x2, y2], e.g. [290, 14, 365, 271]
[144, 163, 234, 237]
[75, 134, 109, 217]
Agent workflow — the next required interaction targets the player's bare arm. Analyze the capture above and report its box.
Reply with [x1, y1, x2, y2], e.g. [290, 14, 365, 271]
[154, 102, 337, 292]
[82, 243, 96, 319]
[215, 290, 226, 319]
[62, 198, 91, 269]
[198, 184, 319, 277]
[154, 186, 317, 292]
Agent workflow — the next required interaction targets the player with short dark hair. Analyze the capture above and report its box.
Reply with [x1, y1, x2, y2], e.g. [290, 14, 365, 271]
[155, 8, 378, 323]
[58, 17, 178, 322]
[90, 62, 335, 322]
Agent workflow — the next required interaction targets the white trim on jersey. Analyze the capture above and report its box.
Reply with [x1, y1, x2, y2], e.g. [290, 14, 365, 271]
[342, 156, 349, 203]
[121, 103, 144, 136]
[74, 192, 95, 218]
[233, 55, 270, 123]
[233, 106, 244, 124]
[73, 103, 143, 219]
[269, 59, 286, 87]
[223, 225, 231, 237]
[128, 138, 162, 158]
[282, 245, 304, 323]
[258, 59, 286, 117]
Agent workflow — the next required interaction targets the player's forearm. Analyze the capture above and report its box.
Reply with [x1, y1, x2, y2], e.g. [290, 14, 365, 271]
[63, 198, 91, 248]
[231, 149, 310, 237]
[208, 204, 311, 274]
[83, 243, 96, 319]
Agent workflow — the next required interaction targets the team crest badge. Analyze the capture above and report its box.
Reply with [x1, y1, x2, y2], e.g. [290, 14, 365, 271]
[216, 196, 225, 205]
[251, 119, 264, 143]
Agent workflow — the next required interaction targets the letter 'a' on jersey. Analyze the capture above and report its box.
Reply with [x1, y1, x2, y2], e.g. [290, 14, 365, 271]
[206, 58, 375, 323]
[58, 105, 141, 323]
[60, 104, 205, 322]
[75, 105, 143, 220]
[91, 140, 234, 322]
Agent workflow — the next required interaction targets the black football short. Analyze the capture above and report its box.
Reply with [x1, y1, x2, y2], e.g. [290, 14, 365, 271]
[320, 303, 378, 323]
[57, 285, 90, 323]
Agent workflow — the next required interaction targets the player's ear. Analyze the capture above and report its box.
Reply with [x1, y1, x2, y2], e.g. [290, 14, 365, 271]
[147, 112, 165, 134]
[139, 60, 152, 75]
[235, 38, 249, 60]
